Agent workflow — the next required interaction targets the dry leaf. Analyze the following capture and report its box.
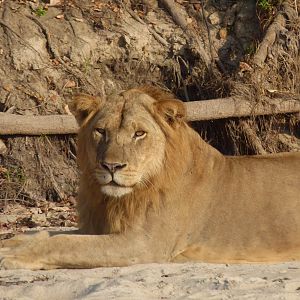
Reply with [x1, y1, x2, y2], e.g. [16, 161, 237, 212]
[56, 14, 64, 19]
[74, 18, 84, 22]
[239, 62, 253, 72]
[64, 80, 76, 88]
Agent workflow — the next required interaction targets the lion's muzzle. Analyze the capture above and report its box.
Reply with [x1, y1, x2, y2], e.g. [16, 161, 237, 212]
[94, 162, 137, 197]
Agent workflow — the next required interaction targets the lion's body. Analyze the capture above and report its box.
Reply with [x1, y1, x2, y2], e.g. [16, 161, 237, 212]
[1, 87, 300, 269]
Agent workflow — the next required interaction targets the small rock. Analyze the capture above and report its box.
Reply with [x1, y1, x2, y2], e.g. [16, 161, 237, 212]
[0, 139, 7, 155]
[208, 12, 222, 25]
[31, 213, 47, 225]
[219, 28, 228, 39]
[3, 83, 13, 92]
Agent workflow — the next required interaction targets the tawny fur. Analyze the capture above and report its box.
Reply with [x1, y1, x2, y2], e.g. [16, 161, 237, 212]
[1, 86, 300, 270]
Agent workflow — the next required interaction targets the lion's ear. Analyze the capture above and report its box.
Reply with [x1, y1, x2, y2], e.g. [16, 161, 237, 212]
[69, 94, 102, 126]
[154, 99, 186, 127]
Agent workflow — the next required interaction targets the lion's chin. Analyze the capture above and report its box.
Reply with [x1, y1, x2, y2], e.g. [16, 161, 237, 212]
[101, 184, 133, 198]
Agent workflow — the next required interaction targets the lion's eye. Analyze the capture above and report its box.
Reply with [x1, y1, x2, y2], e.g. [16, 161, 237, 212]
[94, 128, 105, 137]
[134, 130, 146, 139]
[96, 128, 105, 134]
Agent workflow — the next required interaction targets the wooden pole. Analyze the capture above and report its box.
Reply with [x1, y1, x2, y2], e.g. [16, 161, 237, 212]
[0, 113, 78, 135]
[185, 96, 300, 121]
[0, 96, 300, 135]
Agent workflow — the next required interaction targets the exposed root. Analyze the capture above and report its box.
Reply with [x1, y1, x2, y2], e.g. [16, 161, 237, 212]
[253, 1, 294, 67]
[159, 0, 211, 69]
[240, 120, 267, 155]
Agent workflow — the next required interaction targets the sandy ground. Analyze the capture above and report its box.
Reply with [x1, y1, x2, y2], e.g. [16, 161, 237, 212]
[1, 262, 300, 299]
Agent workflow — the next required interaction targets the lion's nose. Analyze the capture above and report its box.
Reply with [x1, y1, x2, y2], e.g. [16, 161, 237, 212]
[101, 162, 127, 173]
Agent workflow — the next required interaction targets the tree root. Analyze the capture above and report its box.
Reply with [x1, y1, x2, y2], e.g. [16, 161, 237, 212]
[253, 1, 294, 67]
[159, 0, 211, 68]
[240, 120, 267, 155]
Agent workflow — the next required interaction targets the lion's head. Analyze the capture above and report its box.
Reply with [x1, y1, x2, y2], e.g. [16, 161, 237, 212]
[70, 86, 187, 199]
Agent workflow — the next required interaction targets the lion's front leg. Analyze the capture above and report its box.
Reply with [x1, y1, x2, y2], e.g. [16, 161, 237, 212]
[0, 232, 159, 270]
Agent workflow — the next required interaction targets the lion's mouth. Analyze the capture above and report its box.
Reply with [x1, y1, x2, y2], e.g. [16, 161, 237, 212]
[107, 181, 120, 187]
[106, 180, 132, 188]
[101, 182, 133, 198]
[94, 170, 137, 197]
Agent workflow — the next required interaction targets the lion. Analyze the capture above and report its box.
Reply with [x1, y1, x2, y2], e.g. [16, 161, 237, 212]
[1, 86, 300, 270]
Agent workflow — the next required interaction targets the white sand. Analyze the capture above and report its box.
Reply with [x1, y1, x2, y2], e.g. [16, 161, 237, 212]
[1, 262, 300, 299]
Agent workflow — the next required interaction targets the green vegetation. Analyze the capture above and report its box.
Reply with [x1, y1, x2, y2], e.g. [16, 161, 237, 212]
[257, 0, 281, 11]
[245, 42, 257, 56]
[35, 7, 47, 17]
[2, 165, 26, 185]
[82, 55, 92, 74]
[257, 0, 272, 10]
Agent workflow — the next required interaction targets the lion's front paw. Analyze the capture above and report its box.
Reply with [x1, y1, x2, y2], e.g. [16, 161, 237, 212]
[0, 231, 54, 270]
[0, 256, 45, 270]
[0, 245, 45, 270]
